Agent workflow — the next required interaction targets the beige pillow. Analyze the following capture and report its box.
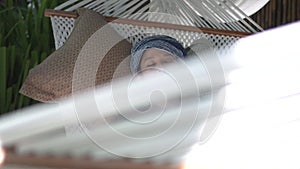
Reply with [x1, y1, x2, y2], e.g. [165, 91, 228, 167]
[20, 8, 132, 102]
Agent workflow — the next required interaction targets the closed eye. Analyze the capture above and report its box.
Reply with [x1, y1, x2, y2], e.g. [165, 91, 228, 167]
[162, 60, 172, 64]
[146, 63, 156, 67]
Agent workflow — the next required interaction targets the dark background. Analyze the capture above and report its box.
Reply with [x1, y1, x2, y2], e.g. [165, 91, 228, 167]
[251, 0, 300, 29]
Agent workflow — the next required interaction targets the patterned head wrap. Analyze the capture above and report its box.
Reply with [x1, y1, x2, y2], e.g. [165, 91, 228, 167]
[130, 35, 186, 74]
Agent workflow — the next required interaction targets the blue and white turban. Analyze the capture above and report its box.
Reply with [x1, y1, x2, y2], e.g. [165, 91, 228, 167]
[130, 35, 186, 74]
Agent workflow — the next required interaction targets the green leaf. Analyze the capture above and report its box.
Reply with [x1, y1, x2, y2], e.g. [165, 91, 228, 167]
[41, 52, 48, 62]
[17, 9, 28, 49]
[13, 46, 30, 104]
[0, 47, 7, 114]
[9, 84, 18, 112]
[31, 50, 39, 67]
[24, 43, 32, 60]
[9, 46, 16, 81]
[17, 94, 24, 109]
[40, 33, 50, 52]
[0, 0, 59, 114]
[18, 60, 30, 109]
[6, 86, 13, 112]
[26, 7, 33, 43]
[6, 0, 15, 43]
[22, 96, 31, 107]
[4, 21, 21, 41]
[37, 0, 47, 34]
[8, 0, 13, 8]
[0, 7, 14, 15]
[0, 33, 2, 46]
[22, 60, 30, 87]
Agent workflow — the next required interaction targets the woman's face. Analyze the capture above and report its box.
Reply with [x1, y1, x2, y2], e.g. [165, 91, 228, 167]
[139, 48, 176, 72]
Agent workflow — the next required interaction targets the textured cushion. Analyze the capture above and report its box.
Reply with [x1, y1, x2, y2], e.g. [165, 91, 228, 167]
[20, 8, 132, 102]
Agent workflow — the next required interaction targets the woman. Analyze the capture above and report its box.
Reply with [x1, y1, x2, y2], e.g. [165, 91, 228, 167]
[130, 35, 187, 74]
[127, 35, 187, 113]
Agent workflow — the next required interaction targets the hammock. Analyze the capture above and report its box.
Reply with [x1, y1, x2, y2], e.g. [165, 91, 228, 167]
[45, 0, 263, 50]
[1, 0, 273, 169]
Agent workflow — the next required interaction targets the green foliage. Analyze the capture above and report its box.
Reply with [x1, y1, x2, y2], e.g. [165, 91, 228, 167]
[0, 0, 65, 114]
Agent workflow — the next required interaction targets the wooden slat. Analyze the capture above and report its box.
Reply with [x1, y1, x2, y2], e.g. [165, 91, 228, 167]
[3, 149, 182, 169]
[44, 9, 78, 18]
[44, 9, 251, 37]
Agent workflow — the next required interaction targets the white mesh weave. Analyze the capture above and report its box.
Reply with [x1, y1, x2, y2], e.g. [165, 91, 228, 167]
[51, 16, 75, 49]
[51, 16, 239, 58]
[110, 23, 239, 57]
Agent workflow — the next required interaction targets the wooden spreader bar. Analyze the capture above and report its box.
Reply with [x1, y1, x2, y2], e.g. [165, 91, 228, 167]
[45, 9, 251, 37]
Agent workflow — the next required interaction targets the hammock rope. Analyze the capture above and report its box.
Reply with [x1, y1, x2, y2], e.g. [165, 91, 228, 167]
[53, 0, 263, 31]
[46, 0, 263, 52]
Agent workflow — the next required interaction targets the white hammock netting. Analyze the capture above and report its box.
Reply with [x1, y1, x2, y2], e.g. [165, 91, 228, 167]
[0, 1, 275, 169]
[50, 0, 263, 50]
[51, 15, 241, 58]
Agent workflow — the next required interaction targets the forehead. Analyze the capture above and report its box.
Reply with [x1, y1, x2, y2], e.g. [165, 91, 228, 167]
[142, 48, 173, 58]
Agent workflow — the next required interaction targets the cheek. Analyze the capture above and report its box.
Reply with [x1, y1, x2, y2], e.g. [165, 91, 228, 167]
[139, 62, 147, 71]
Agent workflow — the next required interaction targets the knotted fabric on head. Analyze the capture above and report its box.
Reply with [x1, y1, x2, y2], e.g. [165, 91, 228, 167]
[130, 35, 186, 74]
